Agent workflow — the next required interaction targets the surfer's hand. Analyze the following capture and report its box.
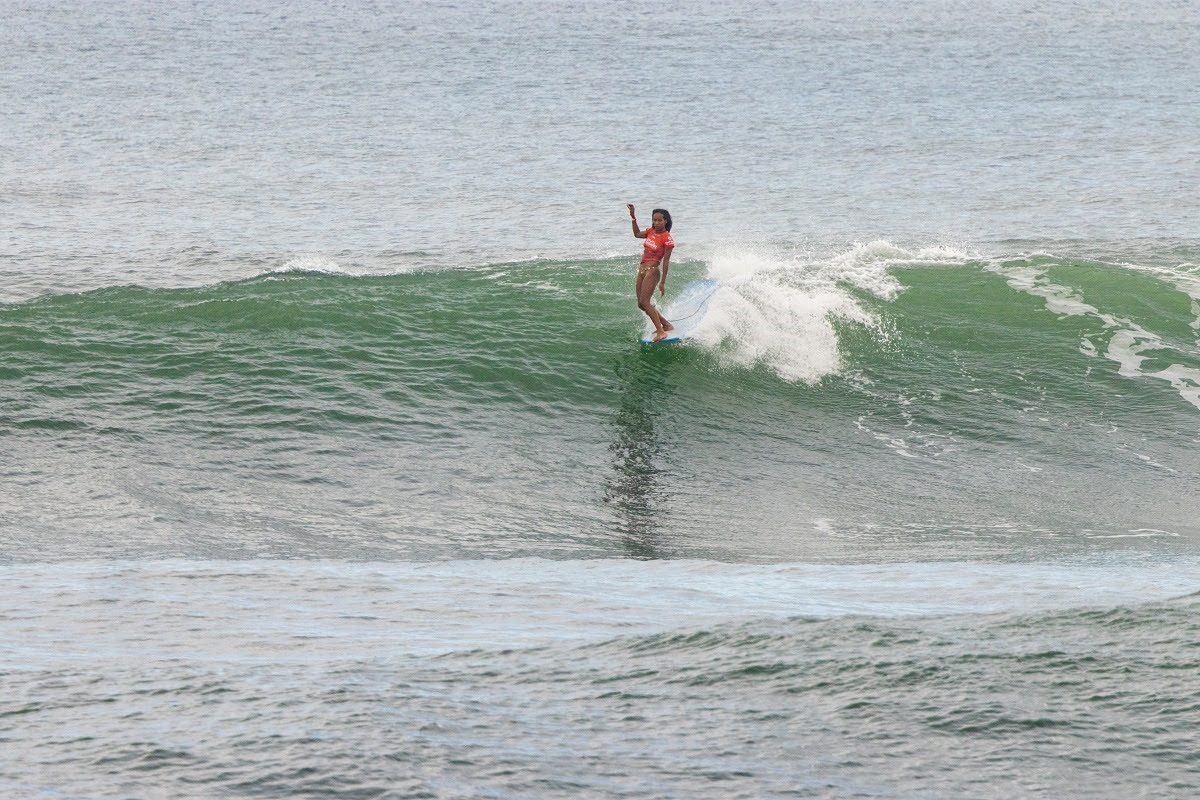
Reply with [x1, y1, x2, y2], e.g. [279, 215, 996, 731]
[627, 204, 636, 218]
[658, 282, 666, 296]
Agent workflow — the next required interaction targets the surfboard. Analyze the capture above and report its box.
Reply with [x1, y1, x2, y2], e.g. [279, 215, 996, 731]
[641, 278, 720, 344]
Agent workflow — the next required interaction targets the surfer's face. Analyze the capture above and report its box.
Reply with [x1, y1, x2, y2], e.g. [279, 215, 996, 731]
[652, 213, 666, 232]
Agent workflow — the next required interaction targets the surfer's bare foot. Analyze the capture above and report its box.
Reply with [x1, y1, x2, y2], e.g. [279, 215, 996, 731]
[663, 321, 675, 331]
[652, 329, 669, 342]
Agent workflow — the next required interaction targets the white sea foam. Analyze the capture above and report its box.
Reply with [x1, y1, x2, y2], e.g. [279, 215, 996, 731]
[684, 240, 964, 383]
[1152, 363, 1200, 410]
[266, 252, 439, 278]
[271, 253, 346, 274]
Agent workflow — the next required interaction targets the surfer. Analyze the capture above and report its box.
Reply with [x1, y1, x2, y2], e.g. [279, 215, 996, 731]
[627, 204, 675, 342]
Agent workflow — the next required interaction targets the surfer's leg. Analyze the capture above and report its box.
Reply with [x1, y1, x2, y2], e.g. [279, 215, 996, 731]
[653, 300, 673, 335]
[638, 266, 671, 333]
[636, 268, 666, 337]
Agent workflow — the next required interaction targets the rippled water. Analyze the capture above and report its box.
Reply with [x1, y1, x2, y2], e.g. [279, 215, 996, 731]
[4, 1, 1200, 797]
[5, 561, 1200, 798]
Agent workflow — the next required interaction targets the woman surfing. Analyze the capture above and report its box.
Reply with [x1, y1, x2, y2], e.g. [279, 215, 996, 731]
[627, 204, 675, 342]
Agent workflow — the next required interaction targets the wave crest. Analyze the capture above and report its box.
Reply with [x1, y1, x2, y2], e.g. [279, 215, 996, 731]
[685, 240, 964, 383]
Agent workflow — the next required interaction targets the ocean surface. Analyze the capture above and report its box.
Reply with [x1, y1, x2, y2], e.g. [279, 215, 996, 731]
[3, 1, 1200, 797]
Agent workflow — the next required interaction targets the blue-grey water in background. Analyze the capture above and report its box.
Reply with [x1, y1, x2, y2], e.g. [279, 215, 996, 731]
[3, 1, 1200, 797]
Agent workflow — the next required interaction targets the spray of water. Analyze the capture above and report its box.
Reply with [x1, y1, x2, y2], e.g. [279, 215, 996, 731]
[688, 240, 967, 383]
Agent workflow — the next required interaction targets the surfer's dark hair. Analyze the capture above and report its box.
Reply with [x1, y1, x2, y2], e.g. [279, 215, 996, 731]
[653, 208, 672, 232]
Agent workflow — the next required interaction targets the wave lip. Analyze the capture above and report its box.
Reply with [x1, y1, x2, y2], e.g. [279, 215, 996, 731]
[686, 239, 970, 383]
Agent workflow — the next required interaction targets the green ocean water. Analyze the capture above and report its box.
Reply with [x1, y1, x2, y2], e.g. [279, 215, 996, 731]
[6, 0, 1200, 795]
[4, 250, 1198, 562]
[5, 250, 1200, 797]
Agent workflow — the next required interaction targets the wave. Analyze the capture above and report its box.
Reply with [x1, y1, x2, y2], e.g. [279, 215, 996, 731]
[7, 558, 1199, 661]
[4, 242, 1200, 560]
[984, 256, 1200, 409]
[4, 242, 1200, 427]
[687, 240, 968, 381]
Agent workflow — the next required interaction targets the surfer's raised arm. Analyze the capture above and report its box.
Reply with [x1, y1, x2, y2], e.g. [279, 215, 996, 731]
[627, 204, 647, 238]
